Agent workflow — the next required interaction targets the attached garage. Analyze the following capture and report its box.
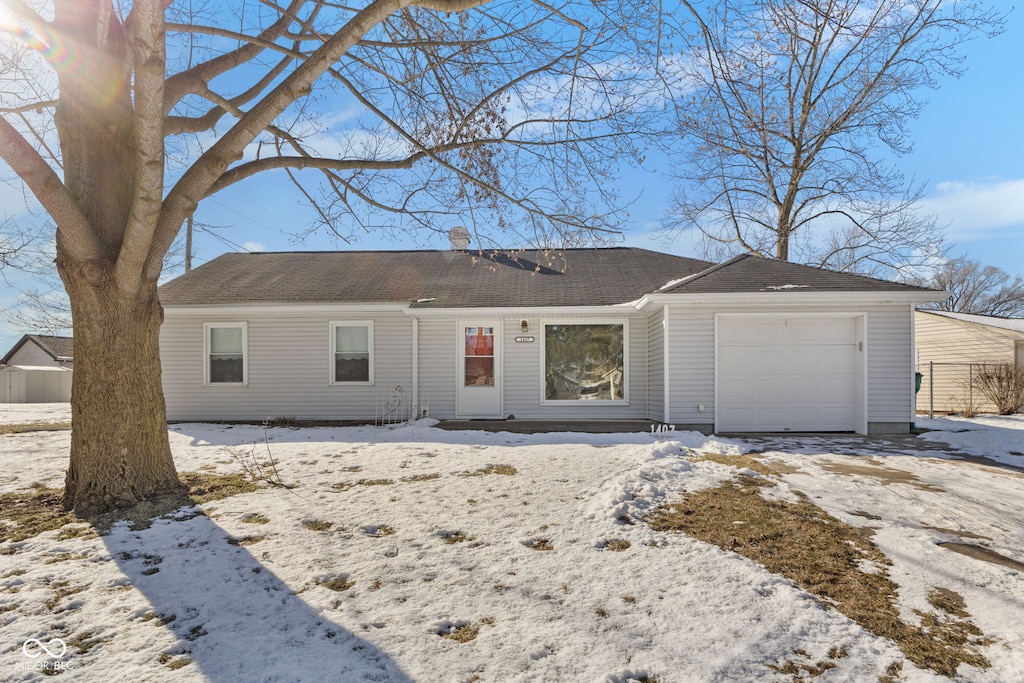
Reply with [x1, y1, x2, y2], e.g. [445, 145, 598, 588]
[716, 315, 865, 433]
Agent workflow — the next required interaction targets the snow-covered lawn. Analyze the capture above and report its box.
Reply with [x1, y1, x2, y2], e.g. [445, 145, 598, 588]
[0, 412, 1022, 682]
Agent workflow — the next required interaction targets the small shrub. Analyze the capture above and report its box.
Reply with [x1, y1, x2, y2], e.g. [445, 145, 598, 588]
[972, 362, 1024, 415]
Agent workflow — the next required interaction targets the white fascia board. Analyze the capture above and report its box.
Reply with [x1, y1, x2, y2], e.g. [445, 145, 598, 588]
[405, 305, 646, 319]
[643, 290, 944, 307]
[163, 302, 411, 317]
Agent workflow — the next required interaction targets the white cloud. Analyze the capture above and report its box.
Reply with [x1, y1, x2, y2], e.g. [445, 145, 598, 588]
[918, 178, 1024, 240]
[242, 241, 265, 252]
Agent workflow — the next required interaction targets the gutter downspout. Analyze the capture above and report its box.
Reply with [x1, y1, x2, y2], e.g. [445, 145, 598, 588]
[411, 317, 419, 419]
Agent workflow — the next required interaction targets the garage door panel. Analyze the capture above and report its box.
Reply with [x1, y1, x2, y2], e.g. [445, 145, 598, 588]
[717, 316, 859, 432]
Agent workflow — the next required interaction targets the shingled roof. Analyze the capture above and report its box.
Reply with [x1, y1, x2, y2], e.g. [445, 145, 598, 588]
[0, 334, 74, 365]
[158, 248, 934, 308]
[159, 248, 716, 308]
[659, 254, 935, 295]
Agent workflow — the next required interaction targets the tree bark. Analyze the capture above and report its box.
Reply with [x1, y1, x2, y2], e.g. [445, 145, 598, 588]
[59, 260, 183, 514]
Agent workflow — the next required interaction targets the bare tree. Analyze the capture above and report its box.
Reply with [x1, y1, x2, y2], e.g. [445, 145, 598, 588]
[910, 256, 1024, 318]
[660, 0, 1002, 274]
[0, 0, 654, 513]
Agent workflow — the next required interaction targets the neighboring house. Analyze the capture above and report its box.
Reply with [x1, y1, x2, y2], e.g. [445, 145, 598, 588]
[158, 245, 941, 434]
[915, 310, 1024, 414]
[0, 334, 74, 403]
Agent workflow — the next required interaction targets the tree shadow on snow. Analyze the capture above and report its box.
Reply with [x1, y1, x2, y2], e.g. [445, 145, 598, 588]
[102, 510, 412, 682]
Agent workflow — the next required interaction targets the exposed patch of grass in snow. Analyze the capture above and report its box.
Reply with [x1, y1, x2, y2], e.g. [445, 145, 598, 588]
[460, 464, 517, 477]
[0, 422, 71, 435]
[769, 646, 847, 679]
[226, 535, 265, 547]
[437, 530, 473, 544]
[301, 519, 334, 531]
[240, 512, 270, 524]
[601, 539, 631, 552]
[43, 579, 89, 611]
[648, 477, 994, 677]
[0, 487, 80, 542]
[319, 576, 355, 592]
[180, 471, 261, 503]
[157, 653, 192, 670]
[522, 537, 553, 551]
[437, 621, 487, 643]
[403, 472, 441, 482]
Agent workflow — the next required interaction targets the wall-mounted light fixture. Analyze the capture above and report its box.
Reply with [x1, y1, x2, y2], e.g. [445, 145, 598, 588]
[520, 320, 529, 333]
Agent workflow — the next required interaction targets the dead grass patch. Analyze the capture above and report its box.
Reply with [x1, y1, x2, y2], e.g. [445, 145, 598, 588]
[0, 422, 71, 435]
[240, 513, 270, 524]
[179, 471, 261, 503]
[43, 552, 89, 564]
[461, 464, 517, 477]
[648, 480, 993, 677]
[157, 653, 192, 670]
[438, 622, 480, 643]
[601, 539, 631, 552]
[0, 488, 80, 542]
[403, 472, 441, 482]
[319, 576, 355, 592]
[523, 537, 553, 551]
[301, 519, 334, 531]
[226, 535, 265, 547]
[44, 580, 89, 611]
[437, 530, 473, 544]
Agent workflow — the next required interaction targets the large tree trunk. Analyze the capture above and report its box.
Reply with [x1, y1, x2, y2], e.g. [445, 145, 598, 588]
[60, 261, 183, 514]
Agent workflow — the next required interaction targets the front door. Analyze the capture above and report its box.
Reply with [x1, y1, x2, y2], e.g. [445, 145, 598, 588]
[457, 323, 502, 418]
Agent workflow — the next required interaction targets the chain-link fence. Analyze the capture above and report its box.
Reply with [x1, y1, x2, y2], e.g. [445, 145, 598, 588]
[917, 361, 1002, 417]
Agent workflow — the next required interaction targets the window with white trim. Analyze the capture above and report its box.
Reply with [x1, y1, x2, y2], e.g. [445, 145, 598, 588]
[205, 323, 247, 384]
[331, 321, 373, 384]
[543, 323, 626, 401]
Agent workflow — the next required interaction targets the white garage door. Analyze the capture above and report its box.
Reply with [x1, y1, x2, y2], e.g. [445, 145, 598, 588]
[717, 316, 859, 432]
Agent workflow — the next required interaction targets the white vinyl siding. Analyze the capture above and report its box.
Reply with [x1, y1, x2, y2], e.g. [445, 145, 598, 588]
[416, 319, 457, 419]
[646, 310, 665, 422]
[164, 311, 412, 421]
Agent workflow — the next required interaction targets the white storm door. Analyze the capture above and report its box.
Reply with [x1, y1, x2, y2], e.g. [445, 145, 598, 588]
[456, 323, 502, 418]
[717, 316, 860, 432]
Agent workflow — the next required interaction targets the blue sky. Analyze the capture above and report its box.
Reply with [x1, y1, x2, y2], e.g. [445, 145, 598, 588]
[186, 6, 1024, 273]
[1, 5, 1023, 352]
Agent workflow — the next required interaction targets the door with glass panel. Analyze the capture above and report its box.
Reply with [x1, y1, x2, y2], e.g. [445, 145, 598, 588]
[456, 323, 501, 417]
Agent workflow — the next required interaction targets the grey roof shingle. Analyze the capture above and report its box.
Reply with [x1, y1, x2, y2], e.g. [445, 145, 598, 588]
[660, 254, 935, 295]
[0, 334, 74, 365]
[158, 248, 935, 307]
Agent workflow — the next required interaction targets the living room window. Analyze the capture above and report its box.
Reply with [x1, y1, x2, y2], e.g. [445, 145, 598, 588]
[543, 322, 626, 402]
